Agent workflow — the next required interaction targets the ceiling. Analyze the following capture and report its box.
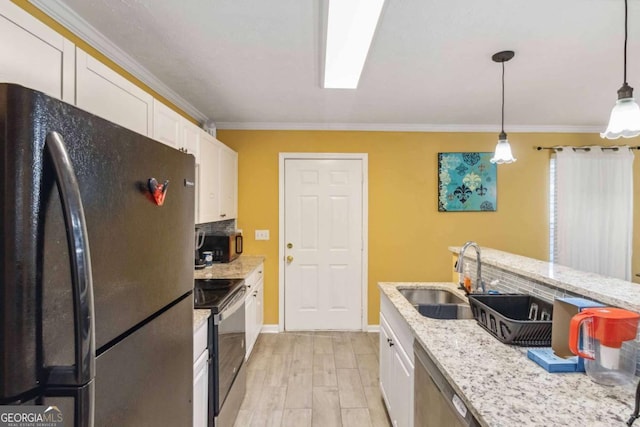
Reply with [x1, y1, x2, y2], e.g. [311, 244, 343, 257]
[33, 0, 640, 132]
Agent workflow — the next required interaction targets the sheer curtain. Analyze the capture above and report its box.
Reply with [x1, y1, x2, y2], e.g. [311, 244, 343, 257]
[555, 147, 634, 280]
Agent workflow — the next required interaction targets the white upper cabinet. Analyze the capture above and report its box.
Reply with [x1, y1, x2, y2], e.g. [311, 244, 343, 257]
[218, 145, 238, 220]
[0, 2, 74, 102]
[153, 101, 202, 161]
[181, 117, 201, 162]
[197, 133, 237, 224]
[75, 48, 153, 136]
[198, 132, 221, 224]
[182, 120, 201, 224]
[152, 99, 181, 148]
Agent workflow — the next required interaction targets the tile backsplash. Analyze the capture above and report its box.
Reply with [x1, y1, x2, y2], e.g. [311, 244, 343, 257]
[464, 261, 584, 303]
[196, 219, 236, 235]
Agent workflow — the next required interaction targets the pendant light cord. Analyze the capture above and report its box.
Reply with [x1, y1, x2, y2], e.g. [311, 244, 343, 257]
[625, 0, 628, 85]
[501, 61, 505, 134]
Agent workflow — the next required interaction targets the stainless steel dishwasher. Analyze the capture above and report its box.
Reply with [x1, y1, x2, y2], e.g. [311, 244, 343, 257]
[414, 342, 481, 427]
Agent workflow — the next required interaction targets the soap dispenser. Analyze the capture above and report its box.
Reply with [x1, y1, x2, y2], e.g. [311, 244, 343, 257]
[463, 262, 472, 294]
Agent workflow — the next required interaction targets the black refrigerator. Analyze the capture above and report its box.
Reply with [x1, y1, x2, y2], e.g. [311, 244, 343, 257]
[0, 84, 195, 426]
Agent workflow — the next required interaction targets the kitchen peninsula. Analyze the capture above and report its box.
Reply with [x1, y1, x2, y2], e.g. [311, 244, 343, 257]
[379, 248, 640, 426]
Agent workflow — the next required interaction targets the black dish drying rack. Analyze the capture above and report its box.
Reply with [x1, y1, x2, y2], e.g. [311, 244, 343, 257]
[467, 294, 553, 346]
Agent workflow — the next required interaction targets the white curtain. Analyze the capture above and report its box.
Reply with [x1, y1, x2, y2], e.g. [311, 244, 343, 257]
[555, 146, 634, 280]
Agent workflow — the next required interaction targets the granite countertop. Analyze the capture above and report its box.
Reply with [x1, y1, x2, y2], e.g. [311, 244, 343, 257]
[450, 246, 640, 313]
[379, 281, 636, 427]
[193, 255, 265, 280]
[192, 255, 265, 331]
[193, 309, 210, 332]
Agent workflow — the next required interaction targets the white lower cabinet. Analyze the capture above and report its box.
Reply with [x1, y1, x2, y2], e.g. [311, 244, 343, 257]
[244, 264, 264, 359]
[193, 348, 209, 427]
[193, 321, 209, 427]
[380, 294, 414, 427]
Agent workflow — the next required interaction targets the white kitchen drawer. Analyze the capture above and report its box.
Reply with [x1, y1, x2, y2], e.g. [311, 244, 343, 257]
[193, 320, 208, 363]
[381, 293, 414, 366]
[245, 263, 264, 291]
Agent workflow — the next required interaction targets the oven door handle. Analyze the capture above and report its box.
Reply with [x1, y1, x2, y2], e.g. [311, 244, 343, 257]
[214, 287, 246, 325]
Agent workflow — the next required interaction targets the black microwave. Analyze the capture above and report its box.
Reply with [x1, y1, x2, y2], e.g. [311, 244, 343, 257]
[201, 233, 243, 263]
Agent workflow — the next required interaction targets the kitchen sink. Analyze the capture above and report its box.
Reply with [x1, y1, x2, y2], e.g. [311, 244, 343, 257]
[399, 288, 466, 305]
[398, 288, 473, 320]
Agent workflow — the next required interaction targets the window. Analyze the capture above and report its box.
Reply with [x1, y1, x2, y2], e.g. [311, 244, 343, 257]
[549, 147, 634, 280]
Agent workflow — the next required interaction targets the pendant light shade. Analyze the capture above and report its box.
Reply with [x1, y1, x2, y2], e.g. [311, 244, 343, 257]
[490, 50, 517, 164]
[602, 0, 640, 139]
[491, 133, 516, 164]
[602, 86, 640, 139]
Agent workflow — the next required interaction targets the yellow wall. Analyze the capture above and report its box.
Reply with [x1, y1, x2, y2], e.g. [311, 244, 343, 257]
[13, 1, 640, 326]
[218, 129, 640, 326]
[10, 0, 198, 125]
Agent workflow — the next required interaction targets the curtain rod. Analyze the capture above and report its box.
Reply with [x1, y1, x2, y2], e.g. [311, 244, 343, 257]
[534, 146, 640, 152]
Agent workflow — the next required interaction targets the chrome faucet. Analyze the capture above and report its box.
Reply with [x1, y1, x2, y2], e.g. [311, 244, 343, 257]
[456, 241, 485, 293]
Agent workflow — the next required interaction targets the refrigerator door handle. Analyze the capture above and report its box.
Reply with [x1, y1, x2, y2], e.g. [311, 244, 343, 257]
[43, 131, 96, 388]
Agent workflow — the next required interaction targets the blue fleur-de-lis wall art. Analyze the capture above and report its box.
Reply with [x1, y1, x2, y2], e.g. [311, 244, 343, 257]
[437, 152, 497, 212]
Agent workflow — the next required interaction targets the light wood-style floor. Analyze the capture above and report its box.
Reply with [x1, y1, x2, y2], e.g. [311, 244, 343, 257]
[233, 331, 392, 427]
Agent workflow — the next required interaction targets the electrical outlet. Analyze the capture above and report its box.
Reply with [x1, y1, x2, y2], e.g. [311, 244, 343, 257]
[255, 230, 270, 240]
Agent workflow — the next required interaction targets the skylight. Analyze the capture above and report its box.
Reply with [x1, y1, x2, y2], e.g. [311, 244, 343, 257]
[323, 0, 385, 89]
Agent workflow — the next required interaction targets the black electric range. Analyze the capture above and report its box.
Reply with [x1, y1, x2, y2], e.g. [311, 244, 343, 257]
[193, 277, 247, 426]
[193, 278, 245, 313]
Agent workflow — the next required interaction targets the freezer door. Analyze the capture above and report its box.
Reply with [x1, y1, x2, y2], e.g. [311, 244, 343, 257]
[94, 295, 193, 426]
[39, 297, 192, 426]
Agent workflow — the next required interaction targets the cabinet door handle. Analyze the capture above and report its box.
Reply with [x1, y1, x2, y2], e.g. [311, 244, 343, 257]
[220, 213, 227, 218]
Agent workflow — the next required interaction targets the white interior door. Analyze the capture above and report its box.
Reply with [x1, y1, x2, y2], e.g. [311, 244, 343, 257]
[284, 158, 363, 330]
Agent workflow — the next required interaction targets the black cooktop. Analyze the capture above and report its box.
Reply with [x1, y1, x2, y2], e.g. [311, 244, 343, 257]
[193, 278, 245, 313]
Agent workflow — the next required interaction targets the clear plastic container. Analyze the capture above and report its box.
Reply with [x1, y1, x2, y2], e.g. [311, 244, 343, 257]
[569, 307, 640, 386]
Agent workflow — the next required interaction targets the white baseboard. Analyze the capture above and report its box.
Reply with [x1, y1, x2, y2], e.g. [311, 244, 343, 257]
[258, 325, 379, 333]
[260, 324, 280, 334]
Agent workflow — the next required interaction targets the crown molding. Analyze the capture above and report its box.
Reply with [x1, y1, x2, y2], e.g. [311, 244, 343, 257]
[216, 121, 603, 133]
[29, 0, 210, 125]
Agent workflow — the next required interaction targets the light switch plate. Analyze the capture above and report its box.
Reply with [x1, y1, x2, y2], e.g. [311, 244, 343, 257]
[255, 230, 270, 240]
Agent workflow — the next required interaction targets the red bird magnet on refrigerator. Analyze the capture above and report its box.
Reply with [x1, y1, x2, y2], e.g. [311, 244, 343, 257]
[148, 178, 169, 206]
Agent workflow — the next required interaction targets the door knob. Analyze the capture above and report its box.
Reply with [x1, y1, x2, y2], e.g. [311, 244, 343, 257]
[286, 255, 294, 263]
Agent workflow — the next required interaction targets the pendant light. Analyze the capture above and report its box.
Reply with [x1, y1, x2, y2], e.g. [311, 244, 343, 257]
[601, 0, 640, 139]
[490, 50, 517, 164]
